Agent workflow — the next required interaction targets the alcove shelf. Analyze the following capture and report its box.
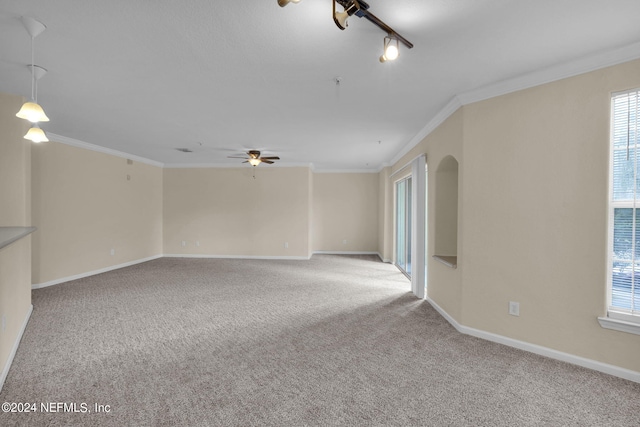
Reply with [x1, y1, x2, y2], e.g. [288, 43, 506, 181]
[0, 227, 37, 250]
[433, 255, 457, 269]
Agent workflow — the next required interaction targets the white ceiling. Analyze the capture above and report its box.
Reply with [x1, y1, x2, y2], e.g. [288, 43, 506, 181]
[1, 1, 639, 170]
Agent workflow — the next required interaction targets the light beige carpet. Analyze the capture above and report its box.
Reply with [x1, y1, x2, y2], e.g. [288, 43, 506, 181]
[1, 255, 638, 426]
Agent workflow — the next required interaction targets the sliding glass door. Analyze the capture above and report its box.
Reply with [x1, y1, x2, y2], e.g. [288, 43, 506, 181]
[396, 177, 412, 277]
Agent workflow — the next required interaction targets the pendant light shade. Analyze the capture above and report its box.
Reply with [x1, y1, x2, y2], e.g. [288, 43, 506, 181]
[16, 100, 49, 123]
[24, 124, 49, 143]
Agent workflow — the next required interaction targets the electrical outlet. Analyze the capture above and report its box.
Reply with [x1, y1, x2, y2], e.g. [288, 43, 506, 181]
[196, 241, 200, 247]
[284, 242, 288, 249]
[181, 241, 186, 247]
[110, 249, 115, 256]
[509, 301, 520, 316]
[2, 315, 6, 332]
[342, 239, 347, 245]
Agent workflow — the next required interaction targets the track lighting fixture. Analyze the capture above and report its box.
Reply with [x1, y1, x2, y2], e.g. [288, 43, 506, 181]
[379, 36, 399, 62]
[16, 16, 50, 124]
[278, 0, 413, 61]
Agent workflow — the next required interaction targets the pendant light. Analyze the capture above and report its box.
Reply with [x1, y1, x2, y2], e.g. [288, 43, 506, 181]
[16, 16, 50, 124]
[23, 123, 49, 143]
[22, 65, 50, 142]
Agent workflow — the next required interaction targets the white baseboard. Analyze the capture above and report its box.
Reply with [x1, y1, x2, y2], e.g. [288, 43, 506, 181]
[34, 252, 383, 289]
[312, 251, 390, 263]
[313, 251, 380, 256]
[164, 254, 311, 260]
[426, 297, 640, 384]
[32, 255, 163, 289]
[0, 304, 33, 393]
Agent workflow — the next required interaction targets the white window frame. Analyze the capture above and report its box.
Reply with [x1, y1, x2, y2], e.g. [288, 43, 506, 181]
[599, 88, 640, 335]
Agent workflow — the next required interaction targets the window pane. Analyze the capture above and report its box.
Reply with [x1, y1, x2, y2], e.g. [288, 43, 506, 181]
[613, 208, 633, 259]
[612, 148, 637, 201]
[611, 208, 640, 311]
[612, 265, 633, 310]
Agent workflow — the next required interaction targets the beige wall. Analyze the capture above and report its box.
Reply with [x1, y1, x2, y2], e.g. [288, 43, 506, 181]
[312, 173, 379, 253]
[31, 143, 163, 284]
[0, 92, 32, 383]
[384, 59, 640, 372]
[460, 59, 640, 371]
[163, 167, 311, 257]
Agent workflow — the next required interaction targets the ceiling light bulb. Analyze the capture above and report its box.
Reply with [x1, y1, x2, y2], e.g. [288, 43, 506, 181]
[248, 158, 261, 166]
[384, 44, 399, 61]
[24, 124, 48, 143]
[16, 101, 49, 123]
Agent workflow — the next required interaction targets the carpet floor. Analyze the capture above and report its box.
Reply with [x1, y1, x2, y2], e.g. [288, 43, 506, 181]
[0, 255, 639, 426]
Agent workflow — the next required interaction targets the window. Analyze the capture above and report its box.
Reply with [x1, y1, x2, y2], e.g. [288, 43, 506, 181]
[603, 89, 640, 334]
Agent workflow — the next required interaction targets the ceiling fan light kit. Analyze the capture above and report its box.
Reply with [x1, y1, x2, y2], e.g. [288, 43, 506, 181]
[228, 150, 281, 167]
[279, 0, 413, 62]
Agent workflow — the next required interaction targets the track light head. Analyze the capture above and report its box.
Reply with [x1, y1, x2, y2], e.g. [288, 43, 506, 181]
[334, 11, 350, 30]
[379, 36, 399, 63]
[278, 0, 300, 7]
[333, 0, 360, 30]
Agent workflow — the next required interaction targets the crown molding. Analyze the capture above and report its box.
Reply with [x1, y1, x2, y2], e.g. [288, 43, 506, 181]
[389, 96, 462, 167]
[163, 162, 313, 169]
[457, 40, 640, 105]
[47, 133, 164, 168]
[389, 41, 640, 168]
[312, 168, 382, 174]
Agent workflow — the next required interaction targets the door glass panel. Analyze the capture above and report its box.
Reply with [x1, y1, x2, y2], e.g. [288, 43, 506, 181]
[396, 177, 412, 277]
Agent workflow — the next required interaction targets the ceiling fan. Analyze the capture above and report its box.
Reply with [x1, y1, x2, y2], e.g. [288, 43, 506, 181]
[228, 150, 280, 167]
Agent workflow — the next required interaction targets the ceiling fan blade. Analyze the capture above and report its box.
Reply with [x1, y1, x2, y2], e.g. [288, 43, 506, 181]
[261, 159, 274, 164]
[260, 156, 280, 160]
[242, 160, 249, 163]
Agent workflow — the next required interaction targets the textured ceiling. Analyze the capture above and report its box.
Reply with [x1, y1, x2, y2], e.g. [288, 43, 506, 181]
[1, 1, 640, 170]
